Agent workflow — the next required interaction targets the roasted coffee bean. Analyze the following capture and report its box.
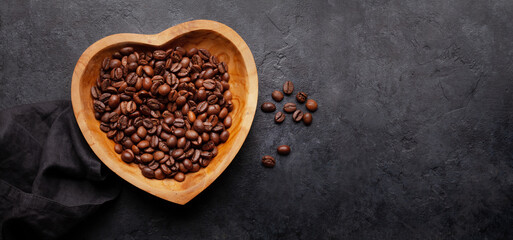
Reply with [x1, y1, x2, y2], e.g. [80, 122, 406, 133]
[141, 167, 155, 178]
[126, 101, 136, 113]
[143, 65, 154, 77]
[141, 153, 153, 163]
[157, 84, 171, 96]
[272, 90, 284, 102]
[283, 81, 294, 95]
[121, 150, 134, 162]
[223, 116, 232, 129]
[150, 135, 159, 148]
[277, 145, 291, 155]
[292, 110, 304, 122]
[154, 169, 165, 179]
[120, 47, 134, 55]
[93, 100, 106, 113]
[177, 137, 187, 149]
[210, 132, 220, 145]
[219, 108, 228, 119]
[166, 135, 178, 148]
[283, 103, 296, 113]
[114, 143, 123, 154]
[91, 86, 101, 99]
[143, 118, 153, 129]
[203, 79, 215, 90]
[202, 141, 215, 151]
[261, 102, 276, 112]
[185, 130, 199, 140]
[174, 172, 185, 182]
[173, 118, 185, 128]
[153, 151, 165, 161]
[171, 149, 184, 159]
[108, 95, 120, 108]
[220, 130, 229, 143]
[109, 59, 122, 69]
[174, 128, 186, 138]
[198, 48, 211, 60]
[306, 99, 318, 112]
[199, 158, 211, 167]
[296, 92, 308, 103]
[137, 140, 150, 149]
[159, 141, 170, 152]
[161, 164, 172, 175]
[262, 155, 275, 168]
[207, 105, 221, 116]
[274, 111, 285, 123]
[303, 112, 313, 125]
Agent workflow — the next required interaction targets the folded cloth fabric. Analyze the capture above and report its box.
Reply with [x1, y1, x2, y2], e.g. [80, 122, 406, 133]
[0, 100, 120, 240]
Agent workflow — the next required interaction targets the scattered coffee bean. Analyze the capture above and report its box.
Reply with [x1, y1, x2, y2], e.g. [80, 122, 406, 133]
[283, 103, 297, 113]
[274, 111, 285, 123]
[296, 92, 308, 103]
[92, 46, 233, 181]
[283, 81, 294, 95]
[272, 90, 284, 102]
[277, 145, 291, 155]
[292, 110, 304, 122]
[262, 155, 276, 168]
[261, 102, 276, 112]
[306, 99, 318, 112]
[303, 112, 313, 126]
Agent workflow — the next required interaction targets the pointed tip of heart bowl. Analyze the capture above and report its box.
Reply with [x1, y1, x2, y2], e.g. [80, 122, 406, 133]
[71, 20, 258, 205]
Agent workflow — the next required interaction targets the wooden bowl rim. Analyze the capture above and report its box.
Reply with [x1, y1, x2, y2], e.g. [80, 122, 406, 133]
[71, 20, 258, 204]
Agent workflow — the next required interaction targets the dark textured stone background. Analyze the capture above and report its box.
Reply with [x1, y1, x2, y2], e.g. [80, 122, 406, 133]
[2, 0, 513, 239]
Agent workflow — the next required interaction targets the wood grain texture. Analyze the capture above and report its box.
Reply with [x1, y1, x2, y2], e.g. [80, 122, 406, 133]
[71, 20, 258, 205]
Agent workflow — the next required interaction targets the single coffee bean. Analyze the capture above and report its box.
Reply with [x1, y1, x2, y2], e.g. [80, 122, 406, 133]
[114, 143, 123, 154]
[154, 169, 165, 180]
[91, 86, 100, 99]
[141, 167, 155, 178]
[109, 59, 121, 69]
[154, 151, 165, 161]
[272, 90, 284, 102]
[166, 135, 177, 148]
[220, 130, 229, 143]
[185, 130, 199, 140]
[274, 111, 285, 123]
[137, 126, 147, 138]
[292, 109, 304, 122]
[223, 116, 232, 129]
[296, 91, 308, 103]
[143, 65, 154, 77]
[121, 150, 134, 163]
[174, 172, 185, 182]
[303, 112, 313, 126]
[171, 149, 184, 159]
[158, 84, 171, 96]
[306, 99, 318, 112]
[119, 47, 134, 55]
[261, 102, 276, 112]
[137, 140, 150, 149]
[141, 153, 153, 163]
[277, 145, 291, 155]
[283, 81, 294, 95]
[262, 155, 276, 168]
[283, 103, 296, 113]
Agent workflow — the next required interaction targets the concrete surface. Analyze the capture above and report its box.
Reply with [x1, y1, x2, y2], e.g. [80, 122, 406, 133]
[1, 0, 513, 239]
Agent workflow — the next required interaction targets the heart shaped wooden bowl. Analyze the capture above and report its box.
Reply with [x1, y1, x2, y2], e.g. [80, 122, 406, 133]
[71, 20, 258, 204]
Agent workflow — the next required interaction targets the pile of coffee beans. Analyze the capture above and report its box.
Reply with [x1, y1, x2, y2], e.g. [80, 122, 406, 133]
[91, 46, 233, 182]
[259, 80, 318, 167]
